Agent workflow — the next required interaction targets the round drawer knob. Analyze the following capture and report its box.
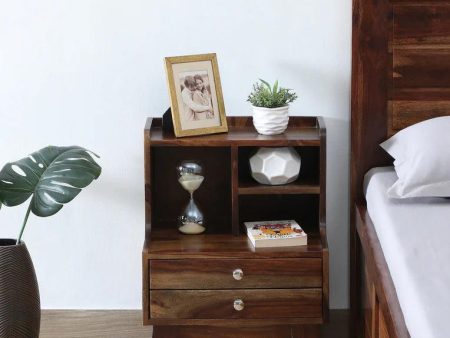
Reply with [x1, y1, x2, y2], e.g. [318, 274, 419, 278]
[233, 299, 244, 311]
[232, 268, 243, 280]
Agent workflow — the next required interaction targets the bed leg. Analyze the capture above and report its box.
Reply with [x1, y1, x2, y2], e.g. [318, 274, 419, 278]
[350, 216, 363, 338]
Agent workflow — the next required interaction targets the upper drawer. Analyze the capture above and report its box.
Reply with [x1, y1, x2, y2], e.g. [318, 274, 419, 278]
[149, 258, 322, 289]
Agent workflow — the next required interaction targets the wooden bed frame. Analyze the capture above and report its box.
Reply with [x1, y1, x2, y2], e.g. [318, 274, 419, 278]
[351, 0, 450, 337]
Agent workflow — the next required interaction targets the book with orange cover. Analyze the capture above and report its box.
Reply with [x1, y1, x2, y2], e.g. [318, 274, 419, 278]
[244, 220, 307, 248]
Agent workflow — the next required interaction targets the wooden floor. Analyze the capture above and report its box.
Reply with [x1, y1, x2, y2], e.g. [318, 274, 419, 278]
[41, 310, 349, 338]
[41, 311, 151, 338]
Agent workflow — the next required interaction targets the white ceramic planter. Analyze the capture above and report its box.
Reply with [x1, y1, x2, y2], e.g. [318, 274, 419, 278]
[252, 105, 289, 135]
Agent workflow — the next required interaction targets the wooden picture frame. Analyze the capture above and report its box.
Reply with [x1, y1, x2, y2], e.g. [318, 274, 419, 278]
[164, 53, 228, 137]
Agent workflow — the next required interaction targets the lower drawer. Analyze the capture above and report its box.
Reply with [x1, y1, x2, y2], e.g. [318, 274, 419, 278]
[150, 289, 322, 319]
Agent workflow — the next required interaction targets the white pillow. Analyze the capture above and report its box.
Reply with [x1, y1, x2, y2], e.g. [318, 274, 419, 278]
[380, 116, 450, 198]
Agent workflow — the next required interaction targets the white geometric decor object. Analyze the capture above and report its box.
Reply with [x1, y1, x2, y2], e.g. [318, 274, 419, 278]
[249, 147, 301, 185]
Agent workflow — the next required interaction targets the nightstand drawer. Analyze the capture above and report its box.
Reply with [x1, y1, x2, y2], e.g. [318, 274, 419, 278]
[150, 289, 322, 319]
[150, 258, 322, 289]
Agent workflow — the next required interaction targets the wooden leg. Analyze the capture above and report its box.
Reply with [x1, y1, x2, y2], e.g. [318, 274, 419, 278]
[153, 325, 321, 338]
[350, 224, 362, 338]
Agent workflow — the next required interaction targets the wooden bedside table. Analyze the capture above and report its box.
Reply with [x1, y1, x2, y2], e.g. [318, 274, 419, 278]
[143, 116, 328, 338]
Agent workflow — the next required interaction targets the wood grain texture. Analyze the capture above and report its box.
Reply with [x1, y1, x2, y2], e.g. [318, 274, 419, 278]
[145, 228, 323, 259]
[142, 251, 150, 327]
[392, 0, 450, 3]
[230, 146, 239, 235]
[390, 100, 450, 131]
[356, 204, 409, 338]
[147, 318, 325, 327]
[352, 0, 450, 335]
[238, 179, 320, 195]
[322, 241, 329, 323]
[392, 87, 450, 101]
[41, 311, 152, 338]
[394, 4, 450, 45]
[362, 266, 376, 338]
[351, 0, 392, 329]
[144, 118, 152, 234]
[150, 289, 322, 319]
[144, 116, 328, 330]
[318, 117, 327, 229]
[350, 0, 450, 336]
[318, 116, 329, 323]
[394, 49, 450, 89]
[148, 117, 321, 147]
[150, 258, 322, 289]
[379, 309, 390, 338]
[143, 120, 153, 323]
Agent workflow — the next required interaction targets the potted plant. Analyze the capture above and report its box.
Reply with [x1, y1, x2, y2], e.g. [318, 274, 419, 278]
[0, 146, 101, 337]
[247, 79, 298, 135]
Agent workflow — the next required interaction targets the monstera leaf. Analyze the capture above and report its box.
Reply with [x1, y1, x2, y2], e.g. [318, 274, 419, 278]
[0, 146, 101, 217]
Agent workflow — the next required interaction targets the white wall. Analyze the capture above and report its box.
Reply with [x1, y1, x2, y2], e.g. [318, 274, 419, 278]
[0, 0, 351, 309]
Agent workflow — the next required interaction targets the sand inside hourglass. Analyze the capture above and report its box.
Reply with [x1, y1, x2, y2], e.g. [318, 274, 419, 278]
[178, 173, 204, 194]
[178, 173, 206, 234]
[179, 222, 205, 234]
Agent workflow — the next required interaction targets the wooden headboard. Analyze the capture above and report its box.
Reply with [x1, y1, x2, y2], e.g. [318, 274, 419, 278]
[350, 0, 450, 332]
[351, 0, 450, 204]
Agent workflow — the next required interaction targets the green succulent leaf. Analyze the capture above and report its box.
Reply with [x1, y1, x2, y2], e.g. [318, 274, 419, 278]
[259, 79, 272, 93]
[273, 80, 279, 95]
[0, 146, 101, 217]
[247, 79, 298, 108]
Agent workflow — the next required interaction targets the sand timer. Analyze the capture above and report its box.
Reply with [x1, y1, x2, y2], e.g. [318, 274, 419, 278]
[177, 161, 205, 234]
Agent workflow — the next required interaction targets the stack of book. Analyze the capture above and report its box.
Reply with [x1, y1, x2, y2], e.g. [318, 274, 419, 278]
[244, 220, 307, 248]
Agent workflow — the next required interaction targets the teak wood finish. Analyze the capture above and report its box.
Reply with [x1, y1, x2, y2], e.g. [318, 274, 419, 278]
[351, 0, 450, 337]
[150, 258, 322, 289]
[143, 116, 328, 337]
[150, 289, 322, 319]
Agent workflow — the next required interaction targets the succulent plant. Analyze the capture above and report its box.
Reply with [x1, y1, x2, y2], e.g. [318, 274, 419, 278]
[247, 79, 297, 108]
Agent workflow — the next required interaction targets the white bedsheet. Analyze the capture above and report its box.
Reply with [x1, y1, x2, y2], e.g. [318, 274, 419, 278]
[364, 167, 450, 338]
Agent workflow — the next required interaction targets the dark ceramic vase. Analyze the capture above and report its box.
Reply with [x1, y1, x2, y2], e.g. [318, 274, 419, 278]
[0, 239, 40, 338]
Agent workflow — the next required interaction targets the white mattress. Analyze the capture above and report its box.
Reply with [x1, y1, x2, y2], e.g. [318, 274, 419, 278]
[364, 167, 450, 338]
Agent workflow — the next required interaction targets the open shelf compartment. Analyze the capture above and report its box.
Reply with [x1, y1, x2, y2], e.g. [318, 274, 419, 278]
[145, 116, 326, 240]
[150, 146, 231, 234]
[237, 146, 320, 196]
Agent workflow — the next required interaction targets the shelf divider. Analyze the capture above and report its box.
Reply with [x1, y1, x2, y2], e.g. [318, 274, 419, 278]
[231, 146, 240, 235]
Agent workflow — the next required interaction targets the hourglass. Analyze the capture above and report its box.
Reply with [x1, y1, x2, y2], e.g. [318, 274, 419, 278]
[177, 161, 205, 234]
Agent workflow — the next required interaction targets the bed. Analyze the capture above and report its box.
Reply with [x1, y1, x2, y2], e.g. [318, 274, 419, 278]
[351, 0, 450, 337]
[364, 167, 450, 337]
